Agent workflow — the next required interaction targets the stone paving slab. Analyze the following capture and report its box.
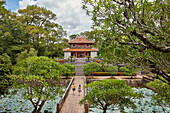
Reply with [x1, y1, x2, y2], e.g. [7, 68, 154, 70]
[60, 76, 85, 113]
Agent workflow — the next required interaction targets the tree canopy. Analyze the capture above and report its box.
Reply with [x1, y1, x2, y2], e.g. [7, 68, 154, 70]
[17, 5, 67, 58]
[82, 0, 170, 84]
[80, 79, 142, 113]
[13, 56, 66, 112]
[0, 3, 68, 63]
[83, 62, 101, 75]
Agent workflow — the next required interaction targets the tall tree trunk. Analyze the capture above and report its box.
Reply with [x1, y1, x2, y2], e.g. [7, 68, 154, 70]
[103, 105, 107, 113]
[103, 107, 107, 113]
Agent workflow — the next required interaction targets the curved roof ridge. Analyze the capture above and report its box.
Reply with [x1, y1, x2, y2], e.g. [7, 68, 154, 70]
[68, 36, 94, 44]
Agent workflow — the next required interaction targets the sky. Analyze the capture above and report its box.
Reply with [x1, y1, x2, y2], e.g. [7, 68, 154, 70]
[4, 0, 93, 37]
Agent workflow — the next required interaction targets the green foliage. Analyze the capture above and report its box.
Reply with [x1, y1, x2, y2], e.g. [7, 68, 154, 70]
[147, 79, 170, 105]
[0, 53, 13, 95]
[83, 62, 101, 75]
[80, 79, 142, 113]
[62, 63, 75, 72]
[67, 57, 71, 61]
[83, 0, 170, 83]
[0, 15, 25, 64]
[106, 66, 118, 75]
[86, 55, 91, 60]
[120, 67, 134, 76]
[69, 34, 77, 40]
[106, 65, 118, 78]
[16, 48, 37, 63]
[79, 29, 104, 49]
[13, 56, 65, 112]
[18, 5, 67, 58]
[62, 63, 75, 78]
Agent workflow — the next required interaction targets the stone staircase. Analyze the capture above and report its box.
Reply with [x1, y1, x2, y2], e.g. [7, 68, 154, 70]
[75, 59, 85, 76]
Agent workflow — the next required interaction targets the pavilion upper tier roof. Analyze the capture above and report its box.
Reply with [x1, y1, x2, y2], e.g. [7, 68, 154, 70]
[68, 36, 94, 44]
[63, 48, 98, 52]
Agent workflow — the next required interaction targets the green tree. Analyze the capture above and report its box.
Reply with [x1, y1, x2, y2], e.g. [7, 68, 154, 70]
[120, 66, 137, 78]
[13, 56, 65, 112]
[106, 66, 118, 78]
[53, 38, 69, 58]
[80, 79, 142, 113]
[147, 79, 170, 113]
[16, 48, 37, 63]
[18, 5, 66, 57]
[82, 0, 170, 84]
[79, 29, 104, 49]
[0, 53, 13, 95]
[69, 34, 77, 40]
[83, 62, 101, 77]
[0, 3, 25, 63]
[62, 63, 75, 78]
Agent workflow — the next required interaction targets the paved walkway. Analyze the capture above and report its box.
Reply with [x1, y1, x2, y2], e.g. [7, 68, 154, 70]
[60, 76, 85, 113]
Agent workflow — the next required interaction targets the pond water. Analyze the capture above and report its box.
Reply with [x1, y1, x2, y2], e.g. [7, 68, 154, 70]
[89, 88, 170, 113]
[0, 87, 66, 113]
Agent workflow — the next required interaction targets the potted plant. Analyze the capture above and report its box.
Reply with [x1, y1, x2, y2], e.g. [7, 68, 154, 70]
[86, 56, 91, 61]
[96, 59, 101, 63]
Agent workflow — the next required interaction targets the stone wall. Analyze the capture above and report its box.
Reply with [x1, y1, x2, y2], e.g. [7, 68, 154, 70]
[91, 52, 97, 58]
[64, 52, 71, 59]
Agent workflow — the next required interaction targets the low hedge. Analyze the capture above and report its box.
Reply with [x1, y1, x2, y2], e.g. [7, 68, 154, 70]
[85, 72, 125, 76]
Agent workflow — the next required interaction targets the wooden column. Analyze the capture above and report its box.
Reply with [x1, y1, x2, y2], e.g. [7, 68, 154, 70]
[76, 52, 77, 58]
[84, 52, 86, 58]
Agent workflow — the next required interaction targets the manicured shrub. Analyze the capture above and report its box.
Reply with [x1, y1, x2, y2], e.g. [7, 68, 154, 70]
[83, 62, 101, 76]
[120, 66, 136, 76]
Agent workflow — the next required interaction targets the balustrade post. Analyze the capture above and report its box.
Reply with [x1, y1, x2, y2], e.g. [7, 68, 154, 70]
[85, 103, 89, 113]
[56, 103, 60, 113]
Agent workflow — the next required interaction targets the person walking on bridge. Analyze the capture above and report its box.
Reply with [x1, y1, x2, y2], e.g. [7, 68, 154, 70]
[72, 83, 75, 94]
[78, 84, 82, 96]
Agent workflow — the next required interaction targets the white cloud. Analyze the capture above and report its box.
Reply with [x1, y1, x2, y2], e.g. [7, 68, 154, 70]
[18, 0, 92, 37]
[19, 0, 37, 9]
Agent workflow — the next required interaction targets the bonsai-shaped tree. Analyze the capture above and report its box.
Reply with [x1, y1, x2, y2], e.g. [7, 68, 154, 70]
[120, 66, 135, 78]
[80, 79, 142, 113]
[62, 63, 75, 78]
[13, 56, 66, 113]
[106, 66, 118, 78]
[83, 62, 101, 78]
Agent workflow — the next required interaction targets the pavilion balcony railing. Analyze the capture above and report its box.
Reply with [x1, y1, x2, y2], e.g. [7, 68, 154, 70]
[70, 46, 92, 49]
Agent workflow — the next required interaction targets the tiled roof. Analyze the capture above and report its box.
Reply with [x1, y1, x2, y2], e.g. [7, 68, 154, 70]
[68, 36, 94, 44]
[63, 48, 98, 52]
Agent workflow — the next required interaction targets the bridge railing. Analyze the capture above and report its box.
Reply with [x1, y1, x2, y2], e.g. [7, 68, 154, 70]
[56, 76, 75, 113]
[84, 75, 89, 113]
